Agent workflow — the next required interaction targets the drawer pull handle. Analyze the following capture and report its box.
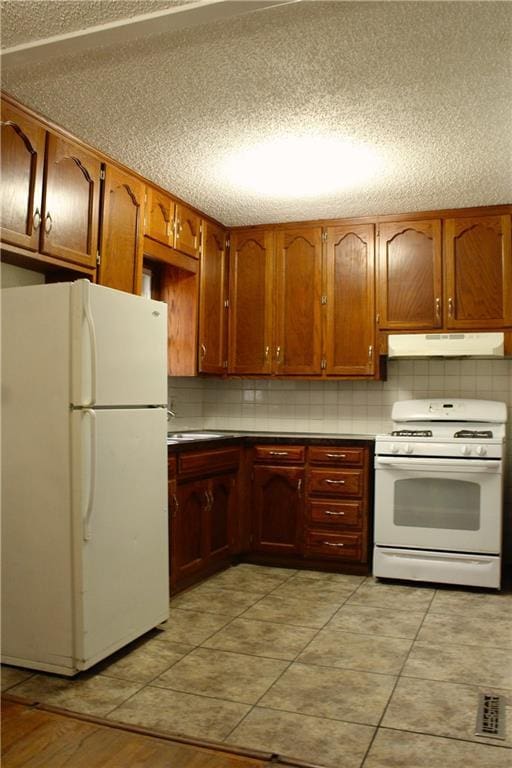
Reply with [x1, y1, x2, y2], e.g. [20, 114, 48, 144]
[269, 450, 289, 456]
[324, 479, 345, 485]
[326, 453, 347, 459]
[324, 510, 345, 516]
[322, 541, 344, 547]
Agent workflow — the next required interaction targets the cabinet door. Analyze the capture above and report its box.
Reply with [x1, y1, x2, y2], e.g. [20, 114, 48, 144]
[252, 465, 304, 554]
[444, 215, 512, 328]
[208, 473, 236, 561]
[198, 221, 228, 373]
[325, 224, 376, 376]
[172, 478, 209, 586]
[0, 101, 45, 251]
[175, 202, 201, 259]
[377, 220, 442, 329]
[274, 227, 322, 374]
[40, 134, 101, 268]
[228, 229, 274, 374]
[145, 186, 175, 247]
[98, 165, 144, 294]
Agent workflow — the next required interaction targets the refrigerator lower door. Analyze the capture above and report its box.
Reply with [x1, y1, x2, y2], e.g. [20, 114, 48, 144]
[71, 280, 168, 408]
[72, 406, 169, 669]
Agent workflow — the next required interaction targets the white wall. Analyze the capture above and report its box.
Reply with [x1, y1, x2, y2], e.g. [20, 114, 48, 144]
[1, 263, 45, 287]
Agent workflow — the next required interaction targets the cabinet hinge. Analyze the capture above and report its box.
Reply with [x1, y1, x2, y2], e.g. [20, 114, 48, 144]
[322, 230, 328, 242]
[96, 251, 101, 266]
[321, 358, 327, 369]
[224, 298, 229, 309]
[99, 168, 106, 181]
[223, 360, 228, 368]
[321, 295, 327, 305]
[226, 237, 231, 249]
[144, 191, 147, 204]
[376, 313, 380, 324]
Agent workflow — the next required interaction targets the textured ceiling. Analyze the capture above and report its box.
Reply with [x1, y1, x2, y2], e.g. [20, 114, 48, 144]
[1, 1, 511, 226]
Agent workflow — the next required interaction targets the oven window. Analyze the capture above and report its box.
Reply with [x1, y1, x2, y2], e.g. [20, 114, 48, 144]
[394, 478, 480, 530]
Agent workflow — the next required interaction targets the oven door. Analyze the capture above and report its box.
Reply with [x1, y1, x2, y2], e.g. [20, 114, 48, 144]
[374, 456, 502, 553]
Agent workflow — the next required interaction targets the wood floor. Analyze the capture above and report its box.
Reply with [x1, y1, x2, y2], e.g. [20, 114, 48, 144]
[1, 698, 277, 768]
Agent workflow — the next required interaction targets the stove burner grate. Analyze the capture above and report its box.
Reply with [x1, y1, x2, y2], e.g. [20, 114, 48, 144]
[391, 429, 433, 437]
[454, 429, 493, 439]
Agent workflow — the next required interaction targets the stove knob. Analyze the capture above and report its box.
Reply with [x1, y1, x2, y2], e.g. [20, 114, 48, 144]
[475, 445, 487, 457]
[460, 445, 471, 456]
[404, 443, 414, 454]
[390, 444, 399, 454]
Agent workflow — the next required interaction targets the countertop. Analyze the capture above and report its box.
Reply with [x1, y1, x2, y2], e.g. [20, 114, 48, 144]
[167, 430, 376, 450]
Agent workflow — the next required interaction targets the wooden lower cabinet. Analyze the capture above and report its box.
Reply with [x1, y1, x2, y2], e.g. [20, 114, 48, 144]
[252, 464, 304, 555]
[169, 447, 239, 593]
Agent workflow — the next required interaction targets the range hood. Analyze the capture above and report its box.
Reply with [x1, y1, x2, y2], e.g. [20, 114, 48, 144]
[388, 332, 505, 358]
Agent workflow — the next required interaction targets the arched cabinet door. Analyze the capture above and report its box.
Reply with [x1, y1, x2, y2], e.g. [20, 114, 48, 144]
[377, 220, 442, 330]
[0, 101, 45, 251]
[41, 134, 101, 268]
[444, 215, 512, 329]
[198, 220, 228, 374]
[252, 464, 304, 554]
[98, 165, 144, 295]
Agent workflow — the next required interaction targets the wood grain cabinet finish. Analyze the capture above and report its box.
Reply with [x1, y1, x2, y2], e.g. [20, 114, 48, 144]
[98, 165, 145, 295]
[325, 223, 376, 375]
[252, 463, 304, 555]
[1, 100, 45, 251]
[228, 229, 274, 374]
[198, 220, 228, 373]
[144, 186, 201, 260]
[444, 214, 512, 328]
[377, 220, 442, 330]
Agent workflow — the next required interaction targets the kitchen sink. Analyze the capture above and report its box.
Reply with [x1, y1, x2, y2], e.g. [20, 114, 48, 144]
[167, 431, 226, 441]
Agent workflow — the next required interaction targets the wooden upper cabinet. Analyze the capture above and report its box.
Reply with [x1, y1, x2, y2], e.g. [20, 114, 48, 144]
[198, 220, 228, 374]
[377, 220, 442, 329]
[175, 202, 201, 259]
[274, 227, 322, 375]
[228, 229, 274, 375]
[40, 134, 101, 268]
[1, 101, 45, 251]
[444, 214, 512, 328]
[325, 224, 376, 376]
[98, 165, 144, 295]
[145, 186, 175, 248]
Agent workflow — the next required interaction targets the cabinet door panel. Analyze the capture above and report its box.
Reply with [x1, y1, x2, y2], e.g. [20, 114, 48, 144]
[208, 474, 236, 560]
[145, 186, 175, 247]
[378, 220, 442, 329]
[199, 221, 228, 373]
[445, 215, 512, 328]
[98, 166, 144, 294]
[173, 480, 208, 584]
[252, 465, 303, 554]
[175, 203, 201, 259]
[228, 229, 274, 374]
[326, 224, 375, 375]
[274, 227, 322, 374]
[41, 134, 100, 267]
[0, 101, 45, 251]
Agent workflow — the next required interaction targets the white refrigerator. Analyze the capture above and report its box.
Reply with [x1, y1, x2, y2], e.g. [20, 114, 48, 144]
[1, 279, 169, 675]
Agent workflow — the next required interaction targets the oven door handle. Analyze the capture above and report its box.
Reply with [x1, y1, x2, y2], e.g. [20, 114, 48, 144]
[375, 456, 501, 471]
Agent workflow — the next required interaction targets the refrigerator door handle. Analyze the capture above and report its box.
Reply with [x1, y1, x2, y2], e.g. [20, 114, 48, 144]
[83, 283, 97, 407]
[83, 409, 97, 541]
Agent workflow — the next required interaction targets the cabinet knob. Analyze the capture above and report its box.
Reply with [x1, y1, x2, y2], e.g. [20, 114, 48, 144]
[44, 211, 52, 233]
[32, 208, 41, 230]
[276, 346, 281, 362]
[435, 297, 441, 321]
[448, 297, 454, 318]
[200, 343, 207, 358]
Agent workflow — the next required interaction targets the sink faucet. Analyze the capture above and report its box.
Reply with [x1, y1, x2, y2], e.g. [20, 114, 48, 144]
[167, 398, 176, 419]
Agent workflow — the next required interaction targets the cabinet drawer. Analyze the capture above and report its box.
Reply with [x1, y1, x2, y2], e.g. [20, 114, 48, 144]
[253, 445, 305, 463]
[308, 469, 363, 497]
[308, 500, 362, 528]
[179, 447, 240, 477]
[308, 446, 365, 466]
[305, 531, 362, 560]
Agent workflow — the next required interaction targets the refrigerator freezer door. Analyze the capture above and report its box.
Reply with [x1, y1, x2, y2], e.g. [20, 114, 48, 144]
[71, 280, 167, 408]
[72, 406, 169, 668]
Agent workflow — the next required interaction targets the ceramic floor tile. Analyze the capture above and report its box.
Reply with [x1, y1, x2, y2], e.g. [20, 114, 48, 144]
[202, 617, 318, 660]
[169, 585, 264, 617]
[290, 570, 366, 587]
[108, 685, 250, 742]
[227, 707, 375, 768]
[1, 665, 34, 692]
[98, 637, 193, 683]
[429, 588, 512, 621]
[156, 608, 231, 645]
[364, 727, 512, 768]
[328, 604, 425, 638]
[346, 581, 434, 612]
[154, 647, 288, 704]
[298, 628, 413, 675]
[239, 593, 339, 629]
[416, 612, 512, 650]
[259, 661, 396, 725]
[9, 673, 142, 717]
[403, 640, 512, 689]
[382, 676, 512, 748]
[205, 565, 295, 593]
[270, 575, 355, 605]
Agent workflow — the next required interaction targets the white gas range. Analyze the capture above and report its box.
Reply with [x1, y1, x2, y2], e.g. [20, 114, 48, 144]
[373, 399, 507, 589]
